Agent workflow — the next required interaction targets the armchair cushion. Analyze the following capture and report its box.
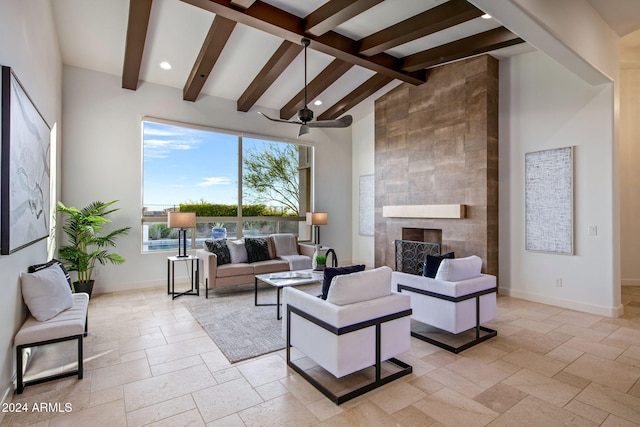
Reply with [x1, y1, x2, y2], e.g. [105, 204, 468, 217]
[321, 264, 365, 300]
[326, 266, 392, 306]
[435, 255, 482, 282]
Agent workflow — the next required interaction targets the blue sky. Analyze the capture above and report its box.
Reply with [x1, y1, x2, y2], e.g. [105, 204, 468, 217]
[143, 121, 301, 211]
[143, 121, 242, 208]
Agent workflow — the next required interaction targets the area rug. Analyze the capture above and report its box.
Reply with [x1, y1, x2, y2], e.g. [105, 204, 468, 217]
[181, 283, 321, 363]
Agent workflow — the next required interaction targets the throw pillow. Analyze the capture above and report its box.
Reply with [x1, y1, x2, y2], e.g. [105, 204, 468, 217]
[204, 239, 231, 266]
[435, 255, 482, 282]
[326, 266, 392, 306]
[245, 237, 271, 263]
[423, 252, 455, 278]
[321, 264, 365, 300]
[28, 259, 72, 287]
[21, 264, 74, 321]
[227, 239, 248, 264]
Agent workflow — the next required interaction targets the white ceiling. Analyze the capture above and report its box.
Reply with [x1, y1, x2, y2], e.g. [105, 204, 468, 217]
[50, 0, 640, 121]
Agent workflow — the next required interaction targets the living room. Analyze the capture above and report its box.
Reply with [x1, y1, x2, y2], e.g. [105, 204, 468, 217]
[1, 0, 639, 425]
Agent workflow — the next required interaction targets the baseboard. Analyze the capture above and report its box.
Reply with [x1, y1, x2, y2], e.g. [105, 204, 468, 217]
[622, 279, 640, 287]
[499, 288, 624, 317]
[92, 279, 165, 296]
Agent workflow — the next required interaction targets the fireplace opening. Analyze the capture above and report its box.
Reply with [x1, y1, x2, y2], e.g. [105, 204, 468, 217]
[402, 227, 442, 245]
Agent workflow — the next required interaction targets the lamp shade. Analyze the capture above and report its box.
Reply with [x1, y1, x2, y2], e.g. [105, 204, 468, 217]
[168, 212, 196, 228]
[306, 212, 328, 225]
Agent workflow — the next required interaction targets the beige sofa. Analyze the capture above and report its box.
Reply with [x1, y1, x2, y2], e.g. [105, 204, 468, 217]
[197, 233, 315, 297]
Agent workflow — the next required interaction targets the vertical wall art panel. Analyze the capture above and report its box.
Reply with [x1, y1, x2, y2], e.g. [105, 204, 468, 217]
[525, 146, 573, 254]
[1, 66, 51, 254]
[359, 174, 374, 236]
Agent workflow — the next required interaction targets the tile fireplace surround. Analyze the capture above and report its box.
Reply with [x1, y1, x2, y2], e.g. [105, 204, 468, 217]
[374, 55, 499, 277]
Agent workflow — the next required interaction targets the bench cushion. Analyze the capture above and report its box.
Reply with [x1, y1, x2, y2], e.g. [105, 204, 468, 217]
[15, 293, 89, 346]
[21, 264, 74, 321]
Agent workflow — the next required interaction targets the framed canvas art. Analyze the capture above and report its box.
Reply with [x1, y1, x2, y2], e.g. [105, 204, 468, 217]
[1, 66, 51, 254]
[525, 146, 573, 255]
[359, 174, 374, 236]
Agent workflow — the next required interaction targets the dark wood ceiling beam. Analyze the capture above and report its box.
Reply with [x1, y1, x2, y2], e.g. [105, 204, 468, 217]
[280, 60, 354, 120]
[401, 27, 525, 72]
[183, 15, 236, 101]
[358, 0, 483, 56]
[237, 41, 302, 112]
[122, 0, 153, 90]
[305, 0, 384, 37]
[180, 0, 426, 85]
[230, 0, 255, 8]
[318, 74, 393, 121]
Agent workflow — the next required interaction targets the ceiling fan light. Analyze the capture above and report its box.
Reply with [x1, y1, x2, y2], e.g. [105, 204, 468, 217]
[298, 125, 310, 137]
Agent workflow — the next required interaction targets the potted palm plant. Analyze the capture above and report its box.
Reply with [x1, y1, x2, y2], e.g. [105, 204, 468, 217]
[57, 200, 131, 297]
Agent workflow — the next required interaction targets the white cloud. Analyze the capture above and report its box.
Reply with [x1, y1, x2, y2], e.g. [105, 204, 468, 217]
[144, 139, 197, 150]
[197, 177, 233, 187]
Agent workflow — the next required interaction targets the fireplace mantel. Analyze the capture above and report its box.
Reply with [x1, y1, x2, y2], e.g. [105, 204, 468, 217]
[382, 204, 466, 219]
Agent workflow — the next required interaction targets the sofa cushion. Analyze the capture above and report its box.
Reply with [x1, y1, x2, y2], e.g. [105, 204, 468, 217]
[327, 266, 392, 306]
[435, 255, 482, 282]
[216, 263, 253, 278]
[28, 259, 72, 287]
[272, 233, 298, 257]
[21, 264, 74, 321]
[423, 252, 455, 278]
[227, 240, 248, 264]
[321, 264, 366, 300]
[252, 259, 290, 274]
[204, 239, 231, 265]
[245, 237, 271, 263]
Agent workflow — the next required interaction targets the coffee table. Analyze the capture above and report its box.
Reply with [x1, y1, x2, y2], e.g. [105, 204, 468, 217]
[255, 269, 324, 319]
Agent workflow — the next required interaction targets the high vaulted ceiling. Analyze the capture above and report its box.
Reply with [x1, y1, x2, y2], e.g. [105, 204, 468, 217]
[51, 0, 639, 123]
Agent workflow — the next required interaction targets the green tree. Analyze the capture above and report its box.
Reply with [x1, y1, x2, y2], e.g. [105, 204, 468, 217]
[243, 143, 300, 215]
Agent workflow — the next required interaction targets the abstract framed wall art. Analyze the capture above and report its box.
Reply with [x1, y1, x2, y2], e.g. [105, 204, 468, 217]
[1, 66, 51, 255]
[525, 146, 573, 255]
[359, 174, 374, 236]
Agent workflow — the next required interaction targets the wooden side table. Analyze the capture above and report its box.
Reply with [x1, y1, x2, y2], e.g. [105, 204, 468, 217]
[167, 255, 199, 300]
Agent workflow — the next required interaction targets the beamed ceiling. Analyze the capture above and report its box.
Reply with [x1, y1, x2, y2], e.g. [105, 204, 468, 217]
[52, 0, 640, 123]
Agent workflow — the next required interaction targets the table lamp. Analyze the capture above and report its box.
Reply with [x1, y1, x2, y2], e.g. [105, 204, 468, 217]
[168, 212, 196, 257]
[306, 212, 328, 245]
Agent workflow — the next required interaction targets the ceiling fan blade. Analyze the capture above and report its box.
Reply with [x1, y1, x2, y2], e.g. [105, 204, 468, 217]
[258, 111, 301, 125]
[298, 125, 310, 137]
[306, 115, 353, 128]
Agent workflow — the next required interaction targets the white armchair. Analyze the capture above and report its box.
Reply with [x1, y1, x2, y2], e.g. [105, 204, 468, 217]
[282, 266, 412, 404]
[392, 255, 497, 353]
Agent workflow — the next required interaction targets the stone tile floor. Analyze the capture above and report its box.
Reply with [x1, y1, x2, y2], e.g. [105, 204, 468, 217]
[2, 286, 640, 426]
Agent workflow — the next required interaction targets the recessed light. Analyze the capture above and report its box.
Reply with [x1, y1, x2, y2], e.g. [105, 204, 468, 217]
[481, 13, 492, 19]
[313, 100, 322, 106]
[160, 61, 172, 70]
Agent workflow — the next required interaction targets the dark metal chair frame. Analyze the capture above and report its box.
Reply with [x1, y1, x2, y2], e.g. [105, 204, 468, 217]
[286, 304, 413, 405]
[397, 284, 497, 354]
[16, 317, 88, 394]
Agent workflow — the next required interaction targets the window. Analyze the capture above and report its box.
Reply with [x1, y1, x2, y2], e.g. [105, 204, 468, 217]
[142, 118, 311, 252]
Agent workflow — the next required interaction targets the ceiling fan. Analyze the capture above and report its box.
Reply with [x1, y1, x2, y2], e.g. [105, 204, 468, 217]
[259, 38, 353, 137]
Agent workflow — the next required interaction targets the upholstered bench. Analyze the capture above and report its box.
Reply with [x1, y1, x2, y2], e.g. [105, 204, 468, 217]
[392, 255, 497, 353]
[15, 262, 89, 394]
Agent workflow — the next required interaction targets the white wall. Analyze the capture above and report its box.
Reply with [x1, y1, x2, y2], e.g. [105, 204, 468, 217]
[499, 51, 619, 316]
[0, 0, 62, 410]
[620, 67, 640, 286]
[61, 66, 352, 293]
[351, 111, 375, 267]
